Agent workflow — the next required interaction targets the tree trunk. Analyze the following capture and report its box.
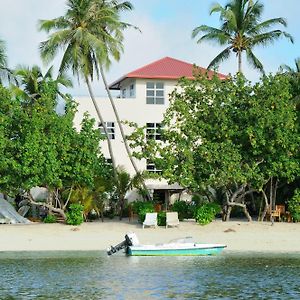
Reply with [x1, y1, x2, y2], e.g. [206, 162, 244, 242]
[99, 65, 152, 201]
[85, 76, 117, 171]
[224, 184, 253, 222]
[238, 51, 242, 74]
[27, 191, 67, 220]
[242, 206, 252, 222]
[260, 189, 269, 221]
[118, 196, 125, 220]
[226, 206, 232, 221]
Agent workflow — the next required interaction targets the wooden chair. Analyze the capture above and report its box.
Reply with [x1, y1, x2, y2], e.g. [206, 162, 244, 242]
[272, 209, 281, 221]
[128, 205, 137, 222]
[266, 206, 281, 222]
[268, 205, 286, 222]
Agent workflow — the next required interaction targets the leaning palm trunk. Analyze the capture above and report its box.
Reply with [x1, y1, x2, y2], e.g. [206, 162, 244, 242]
[85, 76, 117, 172]
[99, 65, 152, 200]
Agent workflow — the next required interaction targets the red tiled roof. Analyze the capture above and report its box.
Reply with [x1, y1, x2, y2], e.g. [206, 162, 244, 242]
[109, 57, 227, 89]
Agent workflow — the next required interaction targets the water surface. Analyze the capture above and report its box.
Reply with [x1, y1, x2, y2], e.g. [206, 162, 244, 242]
[0, 251, 299, 299]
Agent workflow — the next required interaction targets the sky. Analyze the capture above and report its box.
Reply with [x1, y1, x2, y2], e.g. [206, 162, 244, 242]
[0, 0, 299, 97]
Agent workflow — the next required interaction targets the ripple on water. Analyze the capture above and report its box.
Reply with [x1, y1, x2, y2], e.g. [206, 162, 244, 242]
[0, 251, 299, 299]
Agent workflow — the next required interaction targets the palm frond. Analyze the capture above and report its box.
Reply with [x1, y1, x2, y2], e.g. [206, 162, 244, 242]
[0, 39, 7, 67]
[248, 18, 288, 35]
[210, 3, 224, 15]
[38, 17, 69, 33]
[251, 30, 293, 47]
[192, 25, 230, 42]
[207, 46, 232, 70]
[246, 48, 264, 74]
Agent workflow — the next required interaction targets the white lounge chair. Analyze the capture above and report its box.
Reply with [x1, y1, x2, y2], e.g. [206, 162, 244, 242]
[166, 212, 179, 228]
[143, 212, 157, 229]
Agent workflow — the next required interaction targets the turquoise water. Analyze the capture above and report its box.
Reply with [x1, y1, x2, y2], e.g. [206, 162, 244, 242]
[0, 251, 299, 299]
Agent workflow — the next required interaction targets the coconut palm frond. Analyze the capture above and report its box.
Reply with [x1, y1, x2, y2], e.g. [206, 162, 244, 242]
[192, 0, 293, 74]
[246, 48, 264, 74]
[207, 46, 232, 70]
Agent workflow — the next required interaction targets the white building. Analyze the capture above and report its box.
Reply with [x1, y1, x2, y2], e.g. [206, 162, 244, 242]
[74, 57, 226, 204]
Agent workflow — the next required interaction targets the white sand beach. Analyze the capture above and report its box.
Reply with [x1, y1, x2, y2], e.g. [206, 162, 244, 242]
[0, 219, 299, 253]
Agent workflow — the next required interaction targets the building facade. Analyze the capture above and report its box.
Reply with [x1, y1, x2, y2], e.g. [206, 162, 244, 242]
[74, 57, 226, 204]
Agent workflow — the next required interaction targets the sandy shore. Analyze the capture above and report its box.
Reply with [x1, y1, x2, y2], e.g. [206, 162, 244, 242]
[0, 219, 299, 253]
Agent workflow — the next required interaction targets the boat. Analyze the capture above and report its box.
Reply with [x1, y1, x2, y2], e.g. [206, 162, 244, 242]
[107, 233, 226, 256]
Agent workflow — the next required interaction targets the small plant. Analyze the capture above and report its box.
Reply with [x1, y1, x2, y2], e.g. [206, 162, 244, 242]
[66, 204, 84, 225]
[157, 211, 166, 226]
[288, 189, 300, 222]
[43, 214, 57, 223]
[171, 200, 189, 221]
[131, 201, 154, 223]
[195, 203, 221, 225]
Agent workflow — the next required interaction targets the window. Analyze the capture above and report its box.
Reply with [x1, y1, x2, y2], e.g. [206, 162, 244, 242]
[122, 88, 126, 98]
[129, 83, 135, 97]
[146, 123, 163, 140]
[146, 82, 164, 104]
[146, 160, 162, 174]
[99, 122, 115, 140]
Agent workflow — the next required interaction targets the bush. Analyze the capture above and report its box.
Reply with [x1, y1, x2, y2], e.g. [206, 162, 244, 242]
[157, 211, 166, 226]
[131, 201, 154, 223]
[288, 189, 300, 222]
[43, 214, 57, 223]
[171, 201, 189, 220]
[66, 204, 84, 225]
[195, 203, 221, 225]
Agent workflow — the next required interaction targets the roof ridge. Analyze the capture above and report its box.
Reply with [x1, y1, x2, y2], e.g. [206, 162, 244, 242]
[126, 57, 172, 76]
[109, 57, 228, 89]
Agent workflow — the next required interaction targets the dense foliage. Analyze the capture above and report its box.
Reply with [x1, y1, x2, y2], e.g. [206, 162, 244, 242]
[43, 214, 57, 224]
[128, 73, 299, 221]
[131, 201, 154, 223]
[288, 189, 300, 222]
[66, 203, 84, 225]
[194, 203, 222, 225]
[171, 200, 195, 221]
[0, 82, 112, 221]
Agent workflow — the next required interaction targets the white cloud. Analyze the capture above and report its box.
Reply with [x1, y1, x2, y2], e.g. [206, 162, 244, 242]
[0, 0, 299, 96]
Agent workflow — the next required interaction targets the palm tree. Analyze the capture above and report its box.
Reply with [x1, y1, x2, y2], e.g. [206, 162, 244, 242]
[192, 0, 293, 74]
[38, 0, 137, 174]
[279, 58, 300, 74]
[12, 65, 72, 103]
[0, 38, 15, 85]
[114, 166, 147, 219]
[279, 58, 300, 109]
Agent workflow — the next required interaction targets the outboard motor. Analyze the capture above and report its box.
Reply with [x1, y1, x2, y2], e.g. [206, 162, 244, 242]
[107, 232, 139, 256]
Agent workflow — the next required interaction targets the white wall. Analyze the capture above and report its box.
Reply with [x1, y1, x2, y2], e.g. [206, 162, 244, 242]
[74, 78, 179, 176]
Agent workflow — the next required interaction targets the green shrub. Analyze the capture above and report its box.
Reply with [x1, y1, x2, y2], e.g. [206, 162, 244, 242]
[171, 201, 189, 220]
[43, 214, 57, 223]
[288, 189, 300, 222]
[195, 203, 221, 225]
[157, 211, 166, 226]
[66, 204, 84, 225]
[131, 201, 154, 223]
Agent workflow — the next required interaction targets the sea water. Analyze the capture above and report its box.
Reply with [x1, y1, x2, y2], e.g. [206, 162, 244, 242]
[0, 251, 299, 299]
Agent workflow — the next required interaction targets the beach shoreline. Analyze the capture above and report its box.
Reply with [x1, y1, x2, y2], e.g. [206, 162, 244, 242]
[0, 219, 299, 253]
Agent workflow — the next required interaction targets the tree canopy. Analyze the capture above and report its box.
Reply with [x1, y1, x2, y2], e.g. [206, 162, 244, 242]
[128, 73, 299, 220]
[0, 82, 110, 196]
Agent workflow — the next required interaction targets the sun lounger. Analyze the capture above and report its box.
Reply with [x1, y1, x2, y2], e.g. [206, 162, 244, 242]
[142, 212, 157, 229]
[166, 212, 179, 228]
